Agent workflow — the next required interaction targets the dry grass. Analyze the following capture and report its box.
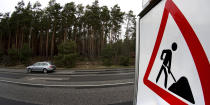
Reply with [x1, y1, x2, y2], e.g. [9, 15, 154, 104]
[0, 58, 135, 70]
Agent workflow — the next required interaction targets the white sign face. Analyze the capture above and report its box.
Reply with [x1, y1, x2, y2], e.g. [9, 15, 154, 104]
[142, 0, 150, 8]
[147, 14, 204, 104]
[136, 0, 210, 105]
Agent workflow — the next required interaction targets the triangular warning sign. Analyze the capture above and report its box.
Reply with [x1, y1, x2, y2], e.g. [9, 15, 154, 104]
[148, 14, 197, 104]
[143, 0, 210, 105]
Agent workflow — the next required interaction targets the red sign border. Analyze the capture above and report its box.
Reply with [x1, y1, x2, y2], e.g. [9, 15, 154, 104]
[143, 0, 210, 104]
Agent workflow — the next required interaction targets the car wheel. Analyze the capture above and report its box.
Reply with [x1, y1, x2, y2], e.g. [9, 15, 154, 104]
[43, 69, 47, 74]
[27, 68, 31, 73]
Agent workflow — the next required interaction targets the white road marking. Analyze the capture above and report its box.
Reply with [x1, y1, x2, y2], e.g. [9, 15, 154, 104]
[0, 79, 134, 87]
[28, 77, 67, 81]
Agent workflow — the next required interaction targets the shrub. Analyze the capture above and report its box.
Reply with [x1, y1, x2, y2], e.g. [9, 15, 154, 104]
[6, 48, 18, 66]
[0, 49, 4, 64]
[19, 44, 32, 66]
[101, 45, 114, 66]
[119, 56, 129, 66]
[64, 53, 77, 68]
[2, 55, 10, 66]
[54, 54, 64, 67]
[102, 58, 112, 66]
[101, 45, 114, 59]
[54, 40, 77, 68]
[58, 40, 77, 55]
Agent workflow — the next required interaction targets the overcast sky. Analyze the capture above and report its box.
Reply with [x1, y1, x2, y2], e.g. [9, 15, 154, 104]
[0, 0, 143, 15]
[0, 0, 143, 39]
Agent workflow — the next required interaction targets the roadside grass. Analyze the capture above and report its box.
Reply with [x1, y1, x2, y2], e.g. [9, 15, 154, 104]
[0, 57, 135, 70]
[0, 62, 134, 70]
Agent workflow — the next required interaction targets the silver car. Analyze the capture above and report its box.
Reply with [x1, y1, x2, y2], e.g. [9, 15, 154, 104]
[26, 62, 56, 73]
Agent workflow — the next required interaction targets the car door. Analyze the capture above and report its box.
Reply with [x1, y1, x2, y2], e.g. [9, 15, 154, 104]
[32, 63, 39, 71]
[39, 63, 45, 71]
[37, 63, 43, 71]
[35, 63, 42, 71]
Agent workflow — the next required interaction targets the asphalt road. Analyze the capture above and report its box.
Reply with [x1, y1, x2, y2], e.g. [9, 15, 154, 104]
[0, 68, 134, 105]
[0, 71, 134, 82]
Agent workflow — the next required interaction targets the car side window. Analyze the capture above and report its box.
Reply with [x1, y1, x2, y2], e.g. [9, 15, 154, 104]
[37, 63, 42, 66]
[34, 63, 39, 66]
[40, 63, 44, 66]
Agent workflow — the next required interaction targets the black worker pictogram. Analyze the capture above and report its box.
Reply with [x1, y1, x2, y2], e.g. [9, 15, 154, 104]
[155, 42, 195, 104]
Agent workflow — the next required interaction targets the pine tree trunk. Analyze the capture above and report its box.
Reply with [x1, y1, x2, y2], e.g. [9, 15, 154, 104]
[64, 28, 67, 43]
[31, 33, 33, 54]
[51, 27, 55, 58]
[0, 33, 2, 50]
[40, 32, 43, 56]
[8, 33, 11, 49]
[29, 27, 32, 48]
[46, 29, 49, 58]
[16, 30, 18, 49]
[21, 29, 24, 48]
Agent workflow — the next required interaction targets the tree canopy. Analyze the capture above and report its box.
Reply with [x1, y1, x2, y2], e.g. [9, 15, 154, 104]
[0, 0, 136, 66]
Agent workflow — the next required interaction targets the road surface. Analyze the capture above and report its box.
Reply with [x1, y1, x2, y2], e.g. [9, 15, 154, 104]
[0, 68, 134, 105]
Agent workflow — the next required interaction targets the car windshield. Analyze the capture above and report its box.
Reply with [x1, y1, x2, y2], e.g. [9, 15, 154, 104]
[33, 63, 39, 66]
